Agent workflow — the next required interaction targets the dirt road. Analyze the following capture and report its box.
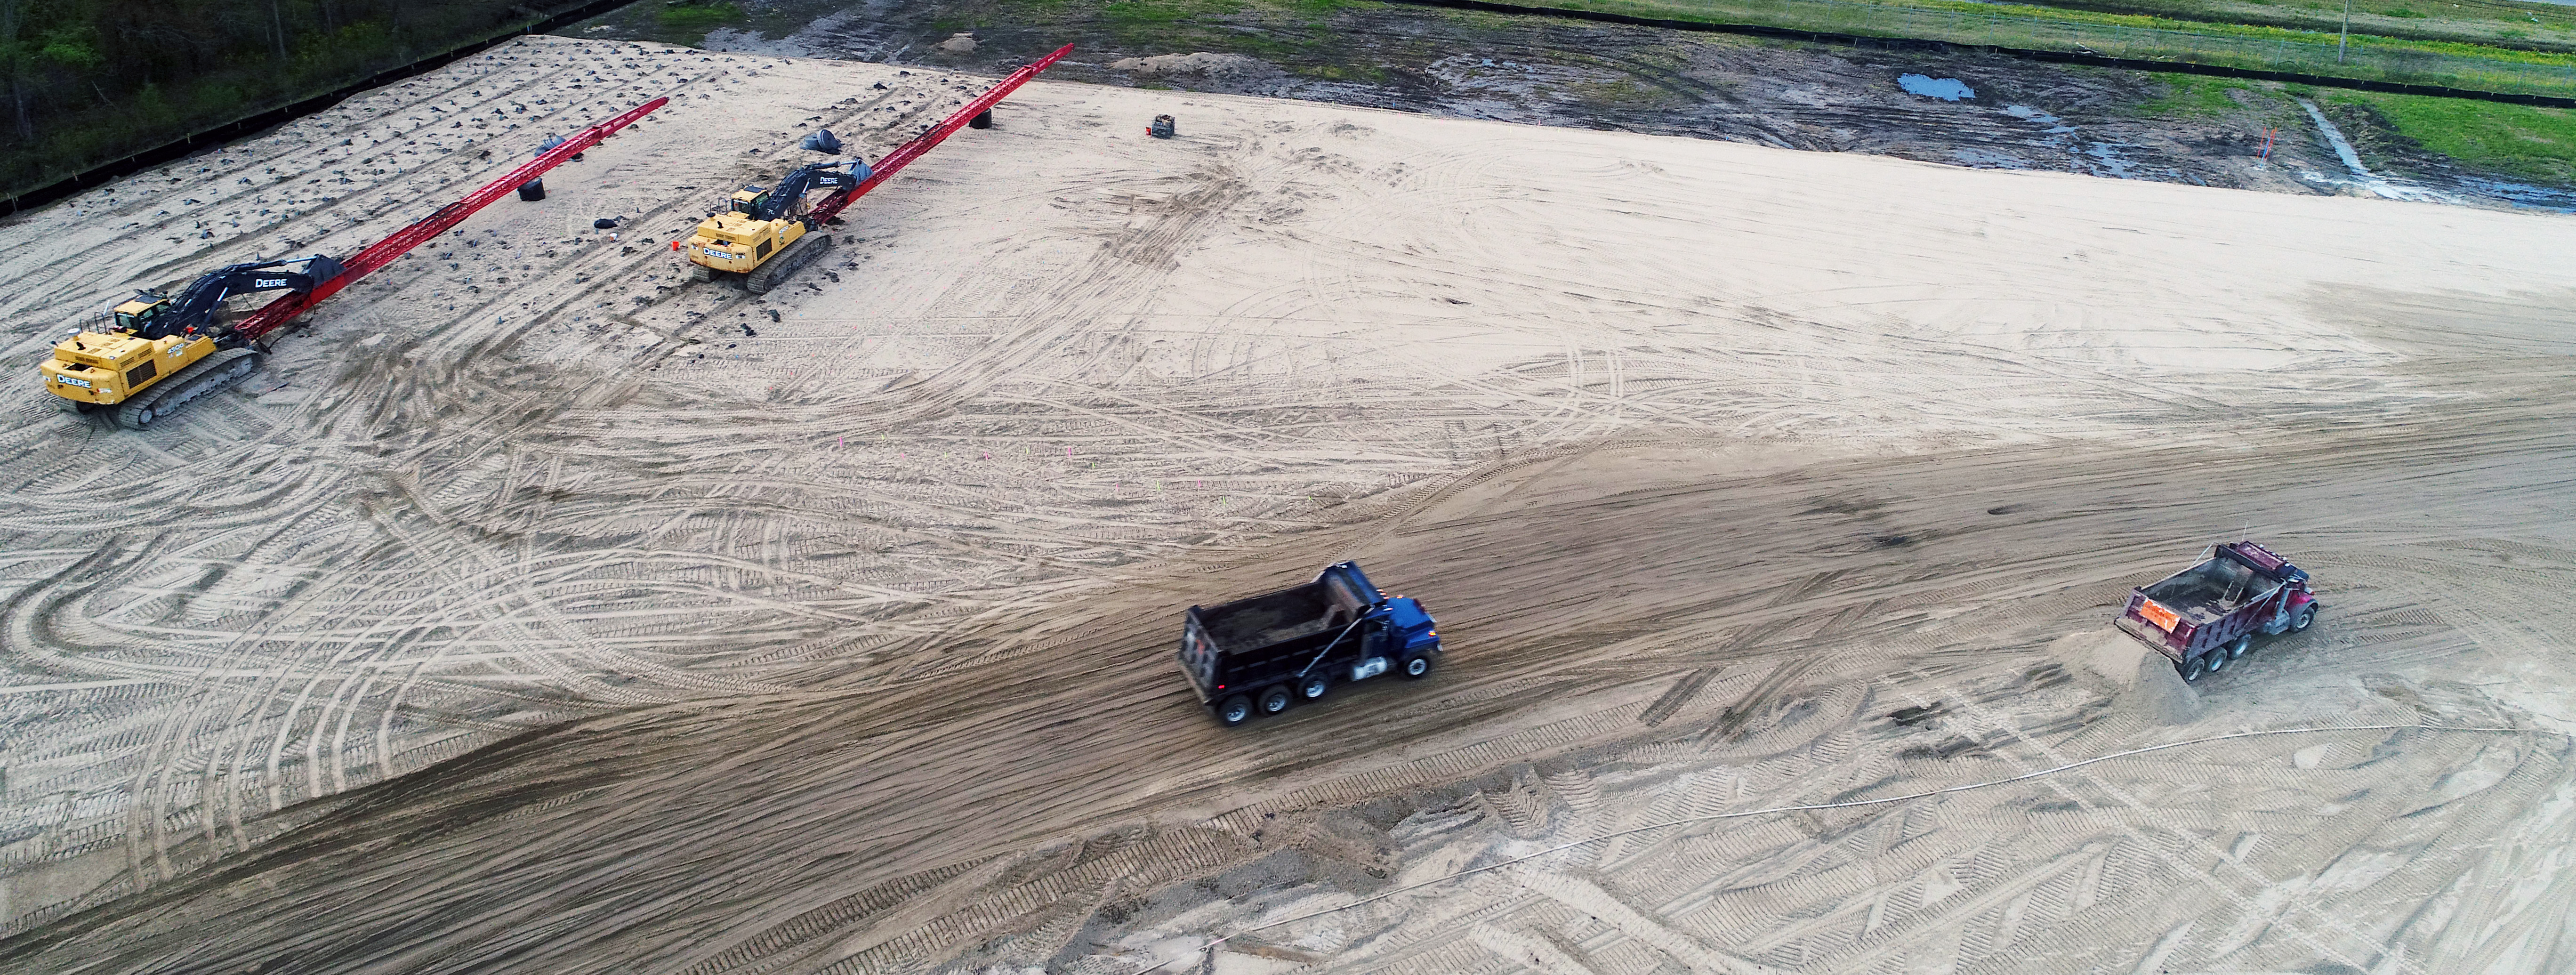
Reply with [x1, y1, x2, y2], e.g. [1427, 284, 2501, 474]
[3, 37, 2574, 974]
[12, 389, 2576, 975]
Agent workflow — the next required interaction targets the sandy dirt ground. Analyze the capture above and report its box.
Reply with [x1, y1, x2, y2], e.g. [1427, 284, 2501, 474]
[3, 35, 2576, 975]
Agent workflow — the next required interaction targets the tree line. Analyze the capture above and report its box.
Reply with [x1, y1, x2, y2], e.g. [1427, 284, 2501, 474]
[0, 0, 591, 201]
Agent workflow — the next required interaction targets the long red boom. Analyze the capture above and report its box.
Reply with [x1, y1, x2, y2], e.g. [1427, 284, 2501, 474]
[806, 43, 1072, 226]
[232, 96, 668, 341]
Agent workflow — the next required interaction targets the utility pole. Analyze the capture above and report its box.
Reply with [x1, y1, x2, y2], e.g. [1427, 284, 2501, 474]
[2339, 0, 2354, 64]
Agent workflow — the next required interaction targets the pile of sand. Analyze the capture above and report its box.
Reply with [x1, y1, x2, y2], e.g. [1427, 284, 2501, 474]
[2053, 629, 2203, 725]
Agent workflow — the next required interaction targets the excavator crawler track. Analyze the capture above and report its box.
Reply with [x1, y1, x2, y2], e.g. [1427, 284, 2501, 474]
[117, 347, 263, 429]
[744, 234, 832, 295]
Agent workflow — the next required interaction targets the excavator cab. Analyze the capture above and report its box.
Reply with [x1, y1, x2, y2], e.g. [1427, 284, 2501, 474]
[112, 294, 169, 334]
[729, 185, 770, 217]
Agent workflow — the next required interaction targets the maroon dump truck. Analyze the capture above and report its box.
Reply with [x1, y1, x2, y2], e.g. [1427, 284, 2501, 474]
[2114, 541, 2319, 682]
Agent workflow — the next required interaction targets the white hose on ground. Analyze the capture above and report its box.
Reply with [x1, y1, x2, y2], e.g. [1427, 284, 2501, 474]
[1132, 721, 2552, 973]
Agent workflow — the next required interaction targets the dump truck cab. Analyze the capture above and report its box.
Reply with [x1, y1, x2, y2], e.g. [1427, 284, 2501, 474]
[1381, 596, 1439, 661]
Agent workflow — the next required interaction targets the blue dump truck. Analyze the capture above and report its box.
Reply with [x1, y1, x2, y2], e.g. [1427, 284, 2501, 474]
[1178, 562, 1442, 726]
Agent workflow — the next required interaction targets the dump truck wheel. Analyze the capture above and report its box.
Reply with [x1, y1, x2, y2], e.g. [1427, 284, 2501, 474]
[1401, 654, 1434, 679]
[2291, 605, 2316, 632]
[1298, 674, 1330, 700]
[1217, 695, 1251, 726]
[1258, 686, 1292, 715]
[2179, 657, 2206, 682]
[2228, 636, 2251, 660]
[2206, 651, 2228, 673]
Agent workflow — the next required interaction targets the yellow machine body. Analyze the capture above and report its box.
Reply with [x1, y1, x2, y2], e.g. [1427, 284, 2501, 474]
[40, 327, 219, 406]
[686, 210, 806, 275]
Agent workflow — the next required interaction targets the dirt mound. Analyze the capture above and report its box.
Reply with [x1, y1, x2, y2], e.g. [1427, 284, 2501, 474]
[2053, 628, 2203, 725]
[1108, 52, 1274, 78]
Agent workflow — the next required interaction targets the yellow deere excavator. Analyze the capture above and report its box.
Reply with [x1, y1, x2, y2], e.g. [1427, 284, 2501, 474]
[684, 43, 1071, 295]
[40, 257, 342, 427]
[685, 158, 867, 294]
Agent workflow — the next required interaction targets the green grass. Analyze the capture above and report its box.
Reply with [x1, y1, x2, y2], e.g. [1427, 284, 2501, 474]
[2125, 73, 2576, 184]
[1103, 0, 1250, 24]
[1526, 0, 2576, 97]
[656, 1, 749, 43]
[2135, 74, 2274, 116]
[1821, 0, 2576, 52]
[1560, 0, 2569, 59]
[991, 0, 1365, 58]
[2326, 90, 2576, 183]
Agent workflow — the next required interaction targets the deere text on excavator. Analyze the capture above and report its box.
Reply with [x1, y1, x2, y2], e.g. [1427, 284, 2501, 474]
[684, 44, 1071, 295]
[40, 97, 666, 429]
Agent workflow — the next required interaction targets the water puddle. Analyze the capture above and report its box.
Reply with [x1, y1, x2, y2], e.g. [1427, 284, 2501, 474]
[1951, 147, 2031, 169]
[2085, 143, 2140, 179]
[1899, 74, 1975, 101]
[2004, 104, 2077, 134]
[2454, 176, 2576, 214]
[2296, 99, 2373, 178]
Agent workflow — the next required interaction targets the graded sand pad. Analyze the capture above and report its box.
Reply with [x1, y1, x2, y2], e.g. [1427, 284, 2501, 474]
[2, 36, 2575, 975]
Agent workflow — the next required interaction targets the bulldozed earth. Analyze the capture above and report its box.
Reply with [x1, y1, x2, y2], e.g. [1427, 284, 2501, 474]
[605, 0, 2576, 211]
[2, 33, 2576, 975]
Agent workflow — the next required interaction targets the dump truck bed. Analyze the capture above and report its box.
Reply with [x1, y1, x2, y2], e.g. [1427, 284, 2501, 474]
[2139, 555, 2283, 629]
[1196, 580, 1361, 655]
